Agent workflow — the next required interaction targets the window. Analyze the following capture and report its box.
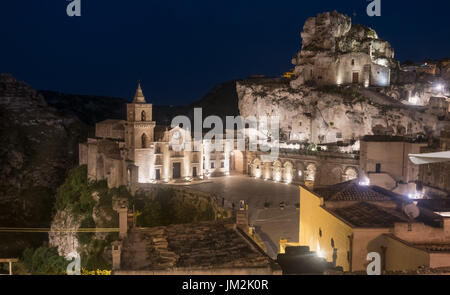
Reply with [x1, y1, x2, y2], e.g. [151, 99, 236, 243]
[331, 238, 335, 248]
[221, 161, 225, 168]
[336, 132, 342, 139]
[156, 146, 161, 154]
[351, 59, 355, 66]
[211, 162, 215, 169]
[141, 110, 146, 121]
[376, 163, 381, 173]
[319, 228, 322, 237]
[141, 133, 148, 148]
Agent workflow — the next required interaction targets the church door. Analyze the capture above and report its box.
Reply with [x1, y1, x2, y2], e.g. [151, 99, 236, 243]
[172, 162, 181, 179]
[352, 72, 359, 84]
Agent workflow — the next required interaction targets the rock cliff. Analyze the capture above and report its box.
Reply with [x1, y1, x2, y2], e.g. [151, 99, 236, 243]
[0, 74, 86, 256]
[291, 11, 397, 88]
[237, 78, 448, 144]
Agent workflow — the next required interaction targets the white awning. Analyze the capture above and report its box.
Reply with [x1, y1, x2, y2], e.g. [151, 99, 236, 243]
[408, 151, 450, 165]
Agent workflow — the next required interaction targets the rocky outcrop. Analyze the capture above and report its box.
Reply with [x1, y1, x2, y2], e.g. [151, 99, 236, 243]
[290, 11, 397, 88]
[237, 78, 448, 144]
[48, 209, 81, 257]
[0, 74, 86, 256]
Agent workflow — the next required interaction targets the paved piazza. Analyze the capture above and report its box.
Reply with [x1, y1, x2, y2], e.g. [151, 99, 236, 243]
[188, 175, 300, 258]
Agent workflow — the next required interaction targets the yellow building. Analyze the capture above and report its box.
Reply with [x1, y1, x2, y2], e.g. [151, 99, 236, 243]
[299, 181, 450, 272]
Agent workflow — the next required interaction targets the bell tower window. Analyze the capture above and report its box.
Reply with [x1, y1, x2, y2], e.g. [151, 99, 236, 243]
[141, 110, 146, 121]
[142, 133, 148, 148]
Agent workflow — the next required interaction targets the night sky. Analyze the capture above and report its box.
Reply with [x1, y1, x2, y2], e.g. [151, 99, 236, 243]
[1, 0, 449, 105]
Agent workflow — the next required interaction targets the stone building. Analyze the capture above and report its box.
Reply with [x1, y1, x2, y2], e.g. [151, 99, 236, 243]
[79, 84, 234, 189]
[418, 130, 450, 195]
[298, 181, 450, 272]
[291, 11, 396, 88]
[359, 136, 427, 192]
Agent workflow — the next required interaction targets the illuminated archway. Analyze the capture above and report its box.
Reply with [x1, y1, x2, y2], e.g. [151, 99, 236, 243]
[273, 160, 282, 182]
[344, 167, 358, 181]
[252, 158, 262, 178]
[283, 161, 294, 184]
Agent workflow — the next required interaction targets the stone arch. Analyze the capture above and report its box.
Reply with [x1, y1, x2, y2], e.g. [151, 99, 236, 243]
[232, 150, 244, 173]
[96, 156, 105, 180]
[272, 160, 282, 182]
[344, 167, 358, 181]
[305, 163, 317, 182]
[252, 158, 262, 178]
[141, 110, 146, 121]
[283, 161, 294, 183]
[141, 133, 148, 148]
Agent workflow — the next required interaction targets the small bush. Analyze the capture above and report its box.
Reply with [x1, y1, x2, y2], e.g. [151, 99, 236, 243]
[22, 246, 68, 275]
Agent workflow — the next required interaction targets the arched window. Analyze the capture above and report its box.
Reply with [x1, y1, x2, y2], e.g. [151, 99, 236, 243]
[141, 110, 146, 121]
[141, 133, 148, 148]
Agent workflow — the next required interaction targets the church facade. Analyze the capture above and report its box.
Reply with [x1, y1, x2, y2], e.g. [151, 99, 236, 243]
[79, 84, 236, 189]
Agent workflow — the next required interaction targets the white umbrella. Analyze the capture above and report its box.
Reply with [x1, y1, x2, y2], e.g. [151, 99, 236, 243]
[408, 151, 450, 165]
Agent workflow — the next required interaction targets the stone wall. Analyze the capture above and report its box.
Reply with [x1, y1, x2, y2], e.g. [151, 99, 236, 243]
[246, 150, 358, 187]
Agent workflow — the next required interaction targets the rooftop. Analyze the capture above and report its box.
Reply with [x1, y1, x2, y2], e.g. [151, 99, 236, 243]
[313, 180, 403, 202]
[120, 220, 276, 272]
[328, 202, 409, 228]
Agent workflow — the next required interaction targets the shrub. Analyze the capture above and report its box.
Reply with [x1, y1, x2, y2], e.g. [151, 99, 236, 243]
[55, 165, 93, 216]
[22, 246, 68, 275]
[77, 216, 96, 245]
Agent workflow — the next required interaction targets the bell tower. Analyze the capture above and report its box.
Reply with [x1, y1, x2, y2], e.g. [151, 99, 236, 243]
[125, 83, 156, 160]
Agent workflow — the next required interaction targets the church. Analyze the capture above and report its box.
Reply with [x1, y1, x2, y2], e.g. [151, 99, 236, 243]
[79, 84, 236, 189]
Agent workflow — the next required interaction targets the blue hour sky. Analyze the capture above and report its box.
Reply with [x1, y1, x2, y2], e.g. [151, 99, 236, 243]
[1, 0, 449, 105]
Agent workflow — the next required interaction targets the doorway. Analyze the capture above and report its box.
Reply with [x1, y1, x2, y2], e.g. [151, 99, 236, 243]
[172, 162, 181, 179]
[352, 72, 359, 84]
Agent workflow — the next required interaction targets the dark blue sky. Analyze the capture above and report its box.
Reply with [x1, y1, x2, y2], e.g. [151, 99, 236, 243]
[1, 0, 449, 105]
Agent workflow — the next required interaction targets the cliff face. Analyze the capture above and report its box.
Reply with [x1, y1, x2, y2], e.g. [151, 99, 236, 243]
[0, 74, 87, 256]
[237, 78, 447, 144]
